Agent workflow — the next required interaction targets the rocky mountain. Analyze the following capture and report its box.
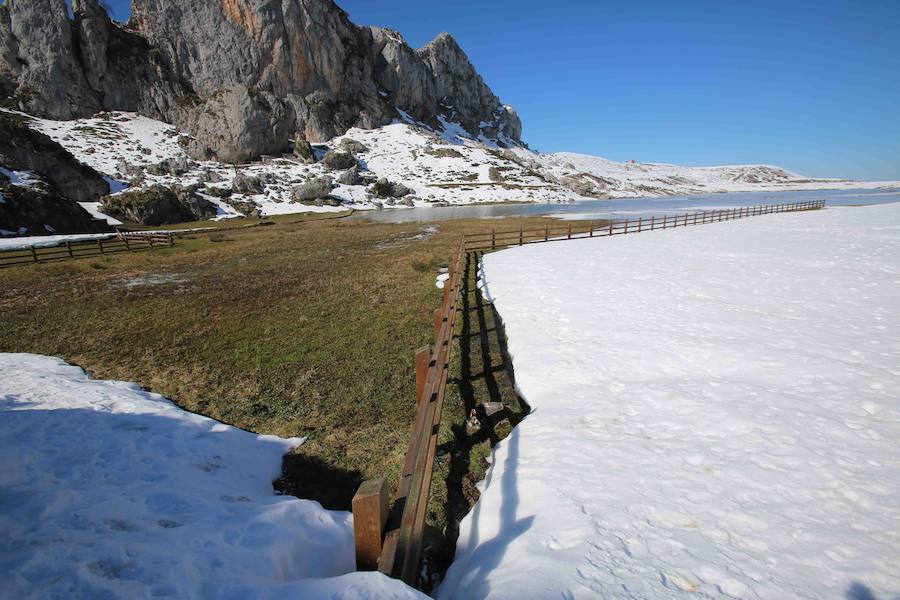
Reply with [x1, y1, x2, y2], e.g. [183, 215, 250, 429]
[0, 0, 521, 164]
[1, 0, 895, 237]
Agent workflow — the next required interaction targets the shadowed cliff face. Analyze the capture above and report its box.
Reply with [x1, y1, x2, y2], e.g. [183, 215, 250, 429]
[0, 0, 522, 163]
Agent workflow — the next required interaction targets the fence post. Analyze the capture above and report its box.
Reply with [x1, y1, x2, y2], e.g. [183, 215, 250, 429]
[98, 239, 105, 254]
[415, 347, 430, 408]
[442, 271, 452, 304]
[624, 219, 629, 234]
[66, 242, 73, 258]
[589, 222, 594, 238]
[608, 220, 613, 235]
[30, 246, 38, 263]
[168, 233, 174, 246]
[353, 479, 389, 571]
[567, 225, 572, 240]
[650, 216, 655, 230]
[123, 235, 131, 251]
[491, 230, 496, 250]
[637, 218, 642, 233]
[519, 227, 523, 246]
[149, 235, 155, 249]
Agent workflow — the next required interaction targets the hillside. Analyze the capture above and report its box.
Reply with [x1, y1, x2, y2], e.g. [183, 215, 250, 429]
[3, 106, 895, 234]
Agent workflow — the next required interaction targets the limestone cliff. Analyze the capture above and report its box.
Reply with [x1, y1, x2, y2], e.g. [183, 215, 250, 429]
[0, 0, 522, 163]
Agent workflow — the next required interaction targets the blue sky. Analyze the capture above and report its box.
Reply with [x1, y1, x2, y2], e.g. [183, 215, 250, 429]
[70, 1, 900, 180]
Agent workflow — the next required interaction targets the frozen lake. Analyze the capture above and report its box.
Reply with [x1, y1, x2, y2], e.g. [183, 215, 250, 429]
[352, 187, 900, 223]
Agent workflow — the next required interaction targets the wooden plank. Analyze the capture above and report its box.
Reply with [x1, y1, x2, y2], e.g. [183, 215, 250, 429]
[353, 479, 389, 571]
[415, 347, 430, 408]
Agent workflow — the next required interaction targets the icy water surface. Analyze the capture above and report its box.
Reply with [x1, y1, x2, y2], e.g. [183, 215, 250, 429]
[351, 188, 900, 223]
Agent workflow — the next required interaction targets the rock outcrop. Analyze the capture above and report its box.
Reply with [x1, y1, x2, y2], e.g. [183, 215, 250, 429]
[0, 0, 523, 164]
[99, 185, 217, 225]
[0, 112, 112, 234]
[0, 112, 110, 201]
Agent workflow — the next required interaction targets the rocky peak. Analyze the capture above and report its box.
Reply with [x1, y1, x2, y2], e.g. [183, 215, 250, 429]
[0, 0, 523, 163]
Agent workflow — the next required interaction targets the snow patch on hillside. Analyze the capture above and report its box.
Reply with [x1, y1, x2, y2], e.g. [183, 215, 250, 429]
[7, 107, 899, 225]
[441, 204, 900, 599]
[0, 354, 424, 600]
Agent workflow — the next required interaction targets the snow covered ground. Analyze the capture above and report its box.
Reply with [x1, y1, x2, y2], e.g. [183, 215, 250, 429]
[0, 232, 117, 249]
[440, 204, 900, 599]
[0, 354, 424, 600]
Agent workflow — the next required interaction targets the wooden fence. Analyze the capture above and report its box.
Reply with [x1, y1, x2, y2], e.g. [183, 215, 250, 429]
[0, 231, 174, 269]
[352, 199, 826, 589]
[463, 200, 826, 252]
[353, 237, 467, 586]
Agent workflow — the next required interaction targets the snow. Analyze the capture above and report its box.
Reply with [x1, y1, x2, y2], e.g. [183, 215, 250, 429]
[0, 354, 425, 600]
[520, 150, 900, 199]
[440, 204, 900, 599]
[28, 111, 186, 174]
[0, 165, 43, 188]
[79, 201, 124, 226]
[0, 232, 116, 248]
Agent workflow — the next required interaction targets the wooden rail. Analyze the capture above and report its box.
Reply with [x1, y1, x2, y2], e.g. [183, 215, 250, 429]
[463, 200, 825, 252]
[353, 237, 467, 586]
[0, 231, 174, 268]
[356, 199, 827, 589]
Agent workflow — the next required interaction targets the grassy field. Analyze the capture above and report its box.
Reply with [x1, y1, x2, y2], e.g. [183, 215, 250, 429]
[0, 211, 592, 582]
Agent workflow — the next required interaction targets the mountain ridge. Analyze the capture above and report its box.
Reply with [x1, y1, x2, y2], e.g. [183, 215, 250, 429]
[0, 0, 521, 163]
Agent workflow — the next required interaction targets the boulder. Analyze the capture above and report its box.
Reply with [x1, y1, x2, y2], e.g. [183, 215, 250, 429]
[372, 177, 393, 198]
[99, 185, 215, 225]
[292, 136, 316, 163]
[291, 176, 334, 204]
[204, 186, 233, 198]
[339, 138, 369, 154]
[197, 170, 225, 184]
[390, 182, 412, 198]
[0, 170, 112, 235]
[322, 150, 357, 171]
[335, 166, 361, 186]
[232, 171, 265, 194]
[173, 185, 218, 220]
[146, 155, 196, 177]
[372, 177, 412, 198]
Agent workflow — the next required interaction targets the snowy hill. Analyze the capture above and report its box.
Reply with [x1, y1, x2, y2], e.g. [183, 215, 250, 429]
[2, 106, 897, 231]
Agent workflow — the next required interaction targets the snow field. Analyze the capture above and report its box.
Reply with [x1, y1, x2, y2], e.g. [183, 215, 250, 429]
[440, 204, 900, 599]
[0, 354, 425, 599]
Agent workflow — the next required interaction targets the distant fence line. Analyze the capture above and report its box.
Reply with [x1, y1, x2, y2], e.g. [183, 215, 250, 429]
[0, 231, 174, 269]
[354, 198, 827, 589]
[463, 200, 826, 252]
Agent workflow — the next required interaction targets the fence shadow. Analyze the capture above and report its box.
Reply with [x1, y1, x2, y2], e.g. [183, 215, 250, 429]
[432, 249, 531, 584]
